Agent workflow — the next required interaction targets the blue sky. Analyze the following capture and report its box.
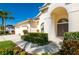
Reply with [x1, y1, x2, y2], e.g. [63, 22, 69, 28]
[0, 3, 44, 25]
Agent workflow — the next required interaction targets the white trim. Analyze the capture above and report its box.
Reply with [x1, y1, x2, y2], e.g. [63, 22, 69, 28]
[57, 22, 68, 24]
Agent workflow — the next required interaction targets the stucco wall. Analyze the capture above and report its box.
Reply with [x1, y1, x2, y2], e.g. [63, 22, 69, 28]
[15, 23, 38, 35]
[66, 4, 79, 32]
[38, 12, 49, 33]
[0, 35, 21, 42]
[46, 4, 67, 42]
[69, 10, 79, 32]
[39, 3, 79, 43]
[15, 24, 30, 35]
[15, 3, 79, 44]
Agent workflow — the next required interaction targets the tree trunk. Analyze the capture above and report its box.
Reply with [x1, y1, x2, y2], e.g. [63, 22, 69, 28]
[2, 18, 6, 34]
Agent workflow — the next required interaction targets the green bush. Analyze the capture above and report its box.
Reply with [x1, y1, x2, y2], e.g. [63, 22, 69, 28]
[21, 33, 48, 46]
[23, 30, 28, 35]
[0, 48, 13, 55]
[53, 32, 79, 55]
[42, 52, 49, 55]
[0, 31, 4, 35]
[5, 31, 10, 35]
[13, 47, 23, 55]
[0, 31, 10, 35]
[19, 51, 27, 55]
[64, 32, 79, 40]
[56, 40, 79, 55]
[0, 47, 30, 55]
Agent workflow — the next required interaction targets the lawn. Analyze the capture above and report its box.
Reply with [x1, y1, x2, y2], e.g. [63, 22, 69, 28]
[0, 41, 16, 49]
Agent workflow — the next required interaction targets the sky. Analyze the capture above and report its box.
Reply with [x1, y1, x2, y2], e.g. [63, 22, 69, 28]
[0, 3, 44, 25]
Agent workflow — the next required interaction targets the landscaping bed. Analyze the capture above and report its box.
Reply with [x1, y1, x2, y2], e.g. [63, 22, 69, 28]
[0, 41, 32, 55]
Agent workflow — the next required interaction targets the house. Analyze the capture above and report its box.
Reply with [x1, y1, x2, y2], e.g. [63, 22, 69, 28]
[15, 19, 39, 35]
[15, 3, 79, 44]
[37, 3, 79, 44]
[6, 25, 15, 34]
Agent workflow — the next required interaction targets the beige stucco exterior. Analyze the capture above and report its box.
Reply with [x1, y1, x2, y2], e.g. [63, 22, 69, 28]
[15, 19, 39, 35]
[15, 3, 79, 44]
[37, 3, 79, 44]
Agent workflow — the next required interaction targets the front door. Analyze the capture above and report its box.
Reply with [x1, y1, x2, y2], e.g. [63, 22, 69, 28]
[57, 23, 68, 36]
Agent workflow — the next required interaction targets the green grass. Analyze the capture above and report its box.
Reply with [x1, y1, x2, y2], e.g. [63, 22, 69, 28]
[0, 41, 16, 49]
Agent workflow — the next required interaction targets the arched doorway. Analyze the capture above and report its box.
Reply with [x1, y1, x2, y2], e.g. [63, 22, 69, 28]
[57, 18, 68, 36]
[51, 7, 68, 37]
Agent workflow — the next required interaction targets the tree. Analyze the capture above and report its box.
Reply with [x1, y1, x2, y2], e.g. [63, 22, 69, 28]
[0, 11, 14, 34]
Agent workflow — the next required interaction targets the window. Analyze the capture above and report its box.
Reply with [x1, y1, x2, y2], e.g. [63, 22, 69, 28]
[65, 3, 71, 5]
[57, 18, 68, 36]
[41, 23, 44, 32]
[58, 18, 68, 24]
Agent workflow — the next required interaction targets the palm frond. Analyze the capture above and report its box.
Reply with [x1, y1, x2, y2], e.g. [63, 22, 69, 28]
[9, 16, 15, 20]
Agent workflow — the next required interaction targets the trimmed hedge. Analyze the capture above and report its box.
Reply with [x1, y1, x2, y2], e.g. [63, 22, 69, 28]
[0, 31, 4, 35]
[64, 32, 79, 40]
[0, 31, 10, 35]
[23, 30, 28, 35]
[21, 33, 48, 46]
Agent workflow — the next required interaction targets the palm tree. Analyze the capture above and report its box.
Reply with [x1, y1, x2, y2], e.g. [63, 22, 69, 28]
[0, 11, 14, 34]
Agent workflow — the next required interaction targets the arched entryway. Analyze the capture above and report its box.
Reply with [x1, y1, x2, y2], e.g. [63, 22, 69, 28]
[57, 18, 68, 36]
[51, 7, 68, 36]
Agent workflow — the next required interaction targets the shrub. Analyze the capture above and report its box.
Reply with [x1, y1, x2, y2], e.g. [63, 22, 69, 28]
[21, 33, 48, 46]
[54, 32, 79, 55]
[13, 47, 23, 55]
[23, 30, 28, 35]
[0, 31, 4, 35]
[0, 31, 10, 35]
[19, 51, 27, 55]
[64, 32, 79, 40]
[5, 31, 10, 35]
[13, 47, 31, 55]
[42, 52, 49, 55]
[56, 40, 79, 55]
[0, 47, 31, 55]
[0, 48, 13, 55]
